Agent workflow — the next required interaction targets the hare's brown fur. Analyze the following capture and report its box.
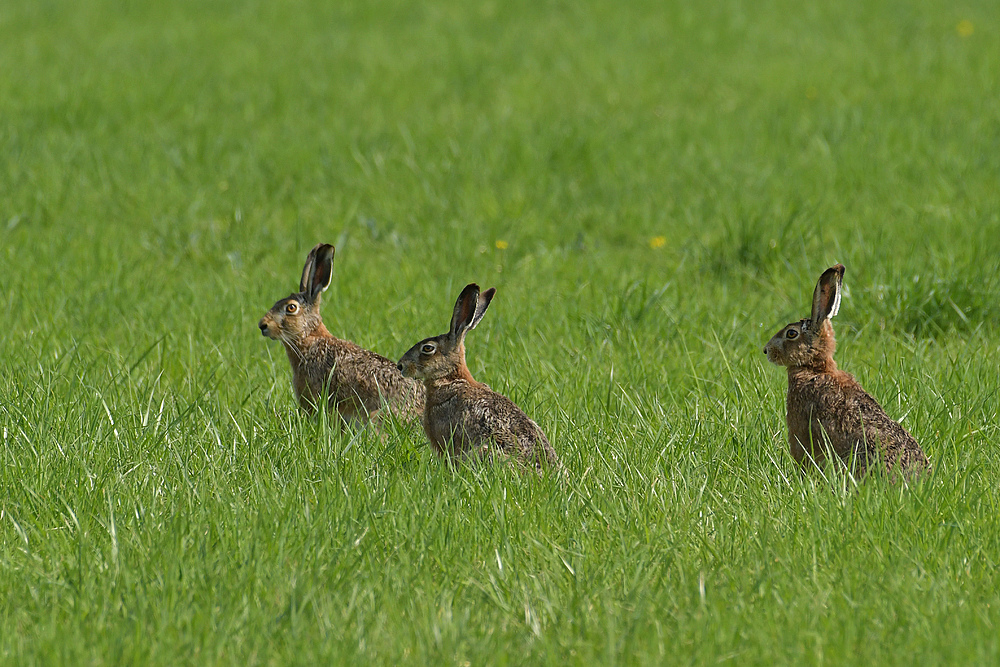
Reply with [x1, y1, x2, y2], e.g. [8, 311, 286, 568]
[398, 284, 560, 471]
[259, 244, 424, 426]
[764, 264, 929, 479]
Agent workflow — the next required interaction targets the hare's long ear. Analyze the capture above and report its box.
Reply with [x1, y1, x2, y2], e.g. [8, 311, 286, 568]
[304, 244, 335, 303]
[810, 264, 845, 328]
[299, 245, 319, 294]
[449, 283, 481, 341]
[468, 287, 496, 331]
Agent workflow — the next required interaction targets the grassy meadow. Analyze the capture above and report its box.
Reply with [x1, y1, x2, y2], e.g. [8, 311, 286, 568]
[2, 0, 1000, 663]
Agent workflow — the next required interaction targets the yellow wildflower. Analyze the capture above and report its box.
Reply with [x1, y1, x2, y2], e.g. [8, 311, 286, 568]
[649, 236, 666, 249]
[957, 20, 974, 37]
[495, 240, 509, 250]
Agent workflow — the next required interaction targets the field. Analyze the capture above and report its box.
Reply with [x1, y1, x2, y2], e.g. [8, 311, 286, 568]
[2, 0, 1000, 663]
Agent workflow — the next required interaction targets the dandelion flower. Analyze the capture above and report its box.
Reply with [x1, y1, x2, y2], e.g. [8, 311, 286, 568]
[649, 236, 666, 249]
[495, 240, 509, 250]
[957, 20, 974, 37]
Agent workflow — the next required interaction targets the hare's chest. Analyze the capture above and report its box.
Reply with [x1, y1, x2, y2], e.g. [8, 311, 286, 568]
[291, 354, 335, 413]
[290, 367, 317, 412]
[424, 395, 478, 455]
[786, 374, 856, 460]
[424, 404, 457, 454]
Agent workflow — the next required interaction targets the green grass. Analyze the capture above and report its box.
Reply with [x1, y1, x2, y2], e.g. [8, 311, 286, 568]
[2, 0, 1000, 663]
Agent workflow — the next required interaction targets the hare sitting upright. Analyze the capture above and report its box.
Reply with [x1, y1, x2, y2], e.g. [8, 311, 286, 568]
[259, 243, 424, 426]
[397, 283, 560, 471]
[764, 264, 929, 479]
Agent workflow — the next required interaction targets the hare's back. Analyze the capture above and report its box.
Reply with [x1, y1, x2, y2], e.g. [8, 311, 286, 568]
[322, 339, 420, 404]
[849, 387, 928, 473]
[804, 373, 928, 475]
[474, 388, 558, 466]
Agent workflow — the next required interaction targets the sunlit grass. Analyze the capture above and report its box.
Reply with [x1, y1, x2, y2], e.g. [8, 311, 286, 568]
[2, 0, 1000, 664]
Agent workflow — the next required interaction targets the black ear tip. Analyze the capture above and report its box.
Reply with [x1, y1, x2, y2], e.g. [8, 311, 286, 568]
[819, 264, 845, 285]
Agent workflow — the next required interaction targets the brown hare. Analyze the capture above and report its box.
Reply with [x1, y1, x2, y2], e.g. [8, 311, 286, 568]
[397, 283, 560, 472]
[259, 243, 424, 426]
[764, 264, 929, 480]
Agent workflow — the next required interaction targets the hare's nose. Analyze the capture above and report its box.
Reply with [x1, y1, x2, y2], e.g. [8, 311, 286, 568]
[258, 320, 269, 335]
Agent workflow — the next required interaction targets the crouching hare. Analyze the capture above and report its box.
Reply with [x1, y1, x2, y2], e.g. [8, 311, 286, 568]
[397, 283, 560, 472]
[259, 243, 424, 426]
[764, 264, 929, 480]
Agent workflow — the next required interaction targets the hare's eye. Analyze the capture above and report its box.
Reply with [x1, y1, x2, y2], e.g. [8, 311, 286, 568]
[285, 302, 298, 314]
[786, 329, 798, 340]
[420, 343, 436, 355]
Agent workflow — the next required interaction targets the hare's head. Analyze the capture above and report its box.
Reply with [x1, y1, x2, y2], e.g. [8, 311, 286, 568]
[764, 264, 844, 370]
[258, 244, 335, 343]
[398, 283, 496, 382]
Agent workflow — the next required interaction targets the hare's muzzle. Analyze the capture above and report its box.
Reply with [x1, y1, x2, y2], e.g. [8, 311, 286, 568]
[396, 357, 418, 379]
[258, 318, 272, 337]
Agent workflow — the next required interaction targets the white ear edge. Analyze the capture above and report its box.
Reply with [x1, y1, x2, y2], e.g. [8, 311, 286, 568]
[468, 288, 495, 331]
[828, 285, 842, 319]
[319, 272, 333, 293]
